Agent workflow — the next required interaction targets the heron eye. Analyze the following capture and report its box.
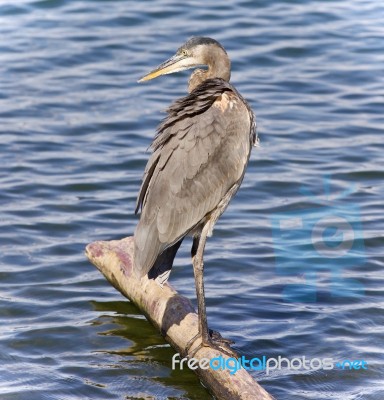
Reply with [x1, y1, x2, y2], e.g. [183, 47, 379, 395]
[181, 49, 188, 57]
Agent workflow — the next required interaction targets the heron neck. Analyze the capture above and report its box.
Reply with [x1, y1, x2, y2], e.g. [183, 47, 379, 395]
[188, 53, 231, 93]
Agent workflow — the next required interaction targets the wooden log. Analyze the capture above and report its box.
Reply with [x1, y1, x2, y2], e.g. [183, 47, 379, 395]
[85, 236, 274, 400]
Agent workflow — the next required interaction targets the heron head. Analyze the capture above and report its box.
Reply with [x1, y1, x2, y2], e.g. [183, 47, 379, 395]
[138, 37, 230, 83]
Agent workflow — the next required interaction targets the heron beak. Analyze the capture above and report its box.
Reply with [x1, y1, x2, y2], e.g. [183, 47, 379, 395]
[138, 54, 190, 83]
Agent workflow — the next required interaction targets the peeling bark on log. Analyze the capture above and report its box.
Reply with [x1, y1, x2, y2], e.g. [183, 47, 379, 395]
[85, 236, 274, 400]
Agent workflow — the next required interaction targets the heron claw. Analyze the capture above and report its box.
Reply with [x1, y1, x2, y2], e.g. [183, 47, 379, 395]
[185, 329, 237, 359]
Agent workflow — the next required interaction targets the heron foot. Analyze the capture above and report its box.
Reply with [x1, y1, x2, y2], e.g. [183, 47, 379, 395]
[185, 329, 237, 359]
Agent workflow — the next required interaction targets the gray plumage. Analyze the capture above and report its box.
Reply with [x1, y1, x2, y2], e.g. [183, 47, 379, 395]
[135, 77, 256, 281]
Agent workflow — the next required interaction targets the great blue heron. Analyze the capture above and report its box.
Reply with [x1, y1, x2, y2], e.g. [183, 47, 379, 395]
[134, 37, 257, 354]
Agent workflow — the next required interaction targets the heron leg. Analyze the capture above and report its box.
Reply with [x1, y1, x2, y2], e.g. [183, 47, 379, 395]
[191, 229, 210, 345]
[185, 222, 236, 358]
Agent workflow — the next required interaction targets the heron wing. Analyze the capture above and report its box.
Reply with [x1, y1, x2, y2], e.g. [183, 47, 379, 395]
[134, 79, 255, 276]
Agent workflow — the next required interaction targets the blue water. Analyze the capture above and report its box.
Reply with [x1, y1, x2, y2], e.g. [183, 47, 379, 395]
[1, 0, 383, 399]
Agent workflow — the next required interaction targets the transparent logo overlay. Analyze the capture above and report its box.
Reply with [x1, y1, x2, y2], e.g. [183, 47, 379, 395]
[271, 177, 365, 301]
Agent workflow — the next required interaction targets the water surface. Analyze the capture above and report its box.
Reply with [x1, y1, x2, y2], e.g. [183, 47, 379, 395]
[1, 0, 383, 399]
